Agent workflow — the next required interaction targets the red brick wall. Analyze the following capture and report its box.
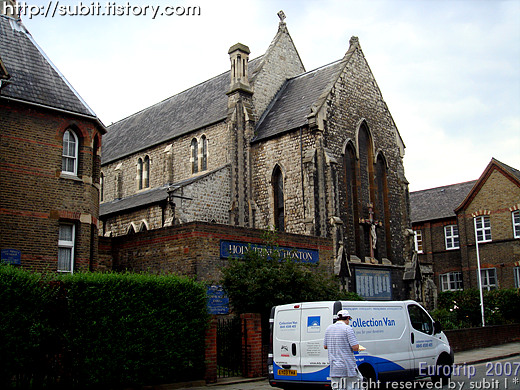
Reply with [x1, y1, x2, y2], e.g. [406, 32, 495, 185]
[0, 100, 103, 273]
[241, 313, 263, 378]
[204, 318, 218, 384]
[105, 221, 334, 281]
[445, 324, 520, 352]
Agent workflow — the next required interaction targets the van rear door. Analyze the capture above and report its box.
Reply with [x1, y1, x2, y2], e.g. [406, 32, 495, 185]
[299, 302, 333, 382]
[272, 304, 303, 382]
[272, 302, 333, 385]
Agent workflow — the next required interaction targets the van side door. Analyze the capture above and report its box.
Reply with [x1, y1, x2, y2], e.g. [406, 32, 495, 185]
[407, 303, 437, 374]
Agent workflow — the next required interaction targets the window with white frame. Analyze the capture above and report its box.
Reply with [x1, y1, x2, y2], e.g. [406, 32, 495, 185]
[440, 272, 462, 291]
[475, 215, 492, 243]
[514, 267, 520, 288]
[62, 129, 78, 175]
[480, 268, 497, 290]
[444, 225, 460, 250]
[414, 230, 423, 254]
[58, 224, 75, 273]
[513, 210, 520, 239]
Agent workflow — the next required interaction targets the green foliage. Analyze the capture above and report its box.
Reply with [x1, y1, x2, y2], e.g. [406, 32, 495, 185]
[0, 265, 58, 388]
[220, 230, 362, 325]
[0, 265, 209, 389]
[433, 288, 520, 329]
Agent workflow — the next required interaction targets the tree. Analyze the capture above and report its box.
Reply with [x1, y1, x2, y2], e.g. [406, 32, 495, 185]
[220, 231, 361, 339]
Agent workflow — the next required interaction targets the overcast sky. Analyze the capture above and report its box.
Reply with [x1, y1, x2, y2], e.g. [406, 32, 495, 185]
[19, 0, 520, 192]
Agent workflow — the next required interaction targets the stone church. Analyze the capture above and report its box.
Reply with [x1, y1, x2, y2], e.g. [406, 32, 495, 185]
[100, 13, 416, 299]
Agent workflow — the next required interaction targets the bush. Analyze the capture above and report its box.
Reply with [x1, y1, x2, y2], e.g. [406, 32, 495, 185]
[434, 288, 520, 329]
[0, 265, 209, 389]
[0, 265, 58, 388]
[220, 230, 362, 341]
[60, 272, 209, 388]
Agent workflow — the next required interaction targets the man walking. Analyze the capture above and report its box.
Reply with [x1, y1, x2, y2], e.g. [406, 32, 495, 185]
[324, 309, 360, 390]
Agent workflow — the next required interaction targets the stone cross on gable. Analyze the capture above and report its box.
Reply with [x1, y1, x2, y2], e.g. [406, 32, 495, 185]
[277, 10, 286, 22]
[359, 203, 382, 259]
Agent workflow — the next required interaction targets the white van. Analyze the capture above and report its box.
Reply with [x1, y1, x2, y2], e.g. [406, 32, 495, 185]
[268, 300, 453, 388]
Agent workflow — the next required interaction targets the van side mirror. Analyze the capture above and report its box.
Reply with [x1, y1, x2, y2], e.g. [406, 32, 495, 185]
[433, 321, 442, 334]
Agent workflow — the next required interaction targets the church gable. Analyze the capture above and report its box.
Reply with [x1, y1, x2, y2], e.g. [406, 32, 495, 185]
[455, 158, 520, 213]
[249, 13, 306, 120]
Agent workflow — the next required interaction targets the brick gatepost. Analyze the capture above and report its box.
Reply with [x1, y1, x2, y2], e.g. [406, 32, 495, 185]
[241, 313, 263, 378]
[204, 317, 218, 383]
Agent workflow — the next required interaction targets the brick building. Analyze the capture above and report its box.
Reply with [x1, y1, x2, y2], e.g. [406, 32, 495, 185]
[100, 13, 416, 300]
[410, 158, 520, 298]
[0, 11, 106, 272]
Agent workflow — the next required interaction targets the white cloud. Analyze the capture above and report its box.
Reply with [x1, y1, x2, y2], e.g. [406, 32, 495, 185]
[19, 0, 520, 191]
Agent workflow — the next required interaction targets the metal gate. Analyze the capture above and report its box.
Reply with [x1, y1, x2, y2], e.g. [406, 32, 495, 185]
[217, 317, 243, 378]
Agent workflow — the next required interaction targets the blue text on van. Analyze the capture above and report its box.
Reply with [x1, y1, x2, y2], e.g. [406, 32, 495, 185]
[351, 317, 396, 327]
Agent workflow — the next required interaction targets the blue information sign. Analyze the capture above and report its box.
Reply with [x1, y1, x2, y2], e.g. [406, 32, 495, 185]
[1, 249, 21, 265]
[207, 285, 229, 315]
[220, 240, 319, 264]
[355, 268, 392, 300]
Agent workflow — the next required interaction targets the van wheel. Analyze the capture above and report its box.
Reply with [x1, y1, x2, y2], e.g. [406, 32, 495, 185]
[359, 364, 376, 389]
[431, 354, 452, 385]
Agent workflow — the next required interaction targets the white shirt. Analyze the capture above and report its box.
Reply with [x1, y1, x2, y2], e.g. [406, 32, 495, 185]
[323, 321, 358, 377]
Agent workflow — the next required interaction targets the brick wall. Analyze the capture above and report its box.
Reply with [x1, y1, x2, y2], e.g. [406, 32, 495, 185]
[445, 323, 520, 352]
[0, 100, 103, 273]
[105, 221, 334, 281]
[458, 169, 520, 290]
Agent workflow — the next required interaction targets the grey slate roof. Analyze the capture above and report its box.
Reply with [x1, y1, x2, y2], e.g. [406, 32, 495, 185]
[410, 181, 477, 223]
[0, 15, 95, 117]
[254, 59, 345, 142]
[100, 184, 170, 216]
[494, 158, 520, 182]
[100, 166, 226, 216]
[102, 56, 264, 164]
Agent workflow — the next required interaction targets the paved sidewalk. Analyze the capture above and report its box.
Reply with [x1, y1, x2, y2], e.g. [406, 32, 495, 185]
[454, 341, 520, 365]
[184, 342, 520, 389]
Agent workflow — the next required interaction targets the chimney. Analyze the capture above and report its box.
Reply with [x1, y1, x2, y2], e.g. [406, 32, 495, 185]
[228, 43, 252, 94]
[1, 0, 19, 18]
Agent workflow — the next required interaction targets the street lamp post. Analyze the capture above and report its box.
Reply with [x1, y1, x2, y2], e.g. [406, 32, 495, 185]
[473, 216, 486, 327]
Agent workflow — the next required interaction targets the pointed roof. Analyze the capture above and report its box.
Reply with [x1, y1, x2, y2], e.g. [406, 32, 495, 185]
[101, 56, 264, 164]
[253, 36, 393, 143]
[410, 181, 477, 223]
[254, 59, 345, 141]
[455, 158, 520, 212]
[0, 15, 99, 120]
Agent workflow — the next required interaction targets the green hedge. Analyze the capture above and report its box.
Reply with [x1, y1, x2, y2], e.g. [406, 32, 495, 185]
[0, 265, 209, 389]
[431, 288, 520, 329]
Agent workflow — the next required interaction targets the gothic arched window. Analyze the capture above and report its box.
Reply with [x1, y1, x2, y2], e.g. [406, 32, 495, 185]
[273, 166, 285, 232]
[344, 142, 361, 255]
[137, 158, 143, 190]
[201, 135, 208, 171]
[358, 123, 375, 258]
[191, 138, 198, 174]
[376, 153, 391, 259]
[143, 155, 150, 188]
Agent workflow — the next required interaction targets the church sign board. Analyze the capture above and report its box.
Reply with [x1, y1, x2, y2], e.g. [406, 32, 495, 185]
[355, 268, 392, 300]
[1, 249, 21, 265]
[206, 285, 229, 315]
[220, 240, 319, 264]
